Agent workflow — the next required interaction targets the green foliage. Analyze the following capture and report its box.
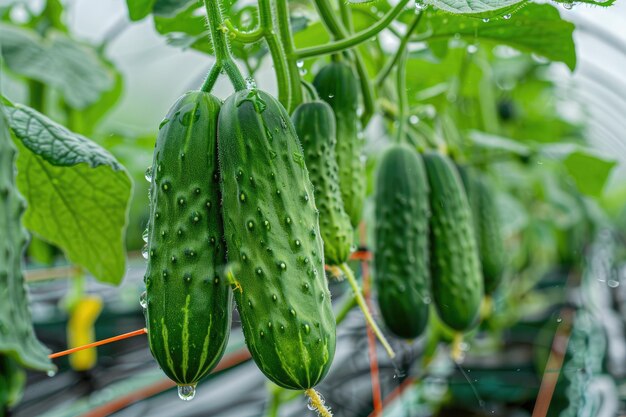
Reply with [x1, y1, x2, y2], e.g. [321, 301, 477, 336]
[5, 101, 132, 285]
[0, 24, 116, 109]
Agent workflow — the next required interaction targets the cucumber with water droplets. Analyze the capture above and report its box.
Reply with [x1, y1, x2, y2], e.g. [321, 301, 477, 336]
[313, 62, 365, 227]
[292, 100, 353, 266]
[144, 91, 232, 388]
[374, 145, 430, 339]
[423, 152, 483, 331]
[218, 89, 336, 390]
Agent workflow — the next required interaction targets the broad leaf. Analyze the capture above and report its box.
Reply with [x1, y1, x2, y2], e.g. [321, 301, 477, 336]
[5, 102, 132, 285]
[541, 144, 616, 197]
[126, 0, 156, 21]
[424, 4, 576, 70]
[0, 24, 115, 108]
[422, 0, 528, 18]
[153, 0, 199, 17]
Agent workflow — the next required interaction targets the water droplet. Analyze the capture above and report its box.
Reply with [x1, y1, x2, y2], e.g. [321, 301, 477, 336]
[139, 291, 148, 308]
[562, 2, 573, 9]
[295, 239, 301, 247]
[142, 245, 149, 259]
[303, 324, 311, 334]
[328, 93, 335, 99]
[556, 317, 563, 323]
[503, 13, 511, 20]
[285, 216, 291, 225]
[247, 220, 255, 230]
[142, 228, 149, 243]
[177, 384, 196, 401]
[178, 197, 185, 206]
[272, 294, 277, 302]
[245, 76, 257, 90]
[144, 166, 153, 182]
[608, 280, 620, 288]
[296, 60, 304, 68]
[467, 44, 478, 54]
[47, 370, 56, 377]
[482, 18, 490, 23]
[279, 262, 287, 271]
[409, 115, 419, 125]
[161, 182, 170, 192]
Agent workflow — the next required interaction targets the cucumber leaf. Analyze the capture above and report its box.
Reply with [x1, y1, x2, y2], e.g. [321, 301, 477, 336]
[4, 102, 132, 285]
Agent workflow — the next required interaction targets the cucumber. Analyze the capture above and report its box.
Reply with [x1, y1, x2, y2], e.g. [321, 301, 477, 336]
[292, 100, 353, 266]
[374, 145, 430, 339]
[423, 152, 483, 331]
[313, 62, 365, 227]
[218, 89, 336, 390]
[144, 91, 232, 389]
[459, 169, 506, 295]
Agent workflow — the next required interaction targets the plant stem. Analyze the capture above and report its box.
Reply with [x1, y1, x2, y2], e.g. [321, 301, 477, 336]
[376, 11, 423, 87]
[275, 0, 303, 111]
[304, 389, 333, 417]
[203, 0, 246, 91]
[296, 0, 410, 59]
[258, 0, 291, 108]
[334, 293, 357, 325]
[396, 48, 408, 144]
[222, 20, 264, 42]
[201, 63, 222, 93]
[337, 0, 354, 33]
[339, 263, 396, 359]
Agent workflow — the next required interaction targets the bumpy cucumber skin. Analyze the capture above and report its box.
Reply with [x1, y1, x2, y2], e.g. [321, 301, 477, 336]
[374, 145, 431, 339]
[292, 101, 353, 266]
[423, 152, 483, 331]
[218, 89, 336, 390]
[144, 91, 232, 386]
[313, 62, 365, 227]
[0, 107, 53, 373]
[459, 169, 505, 295]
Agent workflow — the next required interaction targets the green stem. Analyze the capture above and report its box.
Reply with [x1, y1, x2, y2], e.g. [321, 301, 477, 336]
[222, 20, 264, 42]
[265, 386, 282, 417]
[339, 263, 396, 359]
[301, 80, 320, 101]
[275, 0, 302, 111]
[258, 0, 291, 108]
[201, 63, 223, 93]
[396, 49, 408, 144]
[376, 11, 423, 87]
[338, 0, 354, 33]
[297, 0, 410, 59]
[334, 293, 358, 325]
[203, 0, 246, 91]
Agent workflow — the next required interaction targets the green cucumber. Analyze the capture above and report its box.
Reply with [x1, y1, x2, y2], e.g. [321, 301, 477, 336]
[459, 169, 506, 295]
[313, 62, 365, 227]
[292, 100, 353, 266]
[374, 145, 430, 339]
[144, 91, 232, 390]
[218, 89, 336, 390]
[423, 152, 483, 331]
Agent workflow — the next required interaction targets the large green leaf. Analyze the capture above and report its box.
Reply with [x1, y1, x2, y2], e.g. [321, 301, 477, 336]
[125, 0, 156, 21]
[0, 24, 115, 108]
[153, 0, 199, 17]
[5, 102, 132, 285]
[424, 4, 576, 70]
[422, 0, 528, 18]
[541, 144, 616, 197]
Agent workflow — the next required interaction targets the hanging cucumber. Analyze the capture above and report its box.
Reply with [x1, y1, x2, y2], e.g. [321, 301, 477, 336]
[459, 168, 506, 295]
[144, 91, 232, 396]
[313, 61, 365, 227]
[423, 152, 483, 332]
[292, 100, 353, 266]
[374, 144, 431, 339]
[218, 88, 336, 390]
